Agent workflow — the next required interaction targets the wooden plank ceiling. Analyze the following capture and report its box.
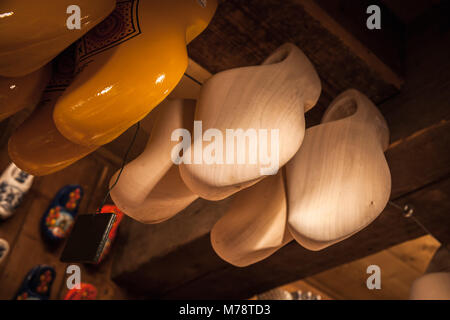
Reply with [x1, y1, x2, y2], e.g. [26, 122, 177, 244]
[187, 0, 403, 127]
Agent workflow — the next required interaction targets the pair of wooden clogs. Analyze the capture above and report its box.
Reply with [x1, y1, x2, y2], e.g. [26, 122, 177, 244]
[1, 0, 218, 175]
[109, 43, 392, 267]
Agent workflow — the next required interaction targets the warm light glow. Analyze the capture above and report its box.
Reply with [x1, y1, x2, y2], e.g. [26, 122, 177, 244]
[0, 12, 14, 18]
[155, 74, 165, 84]
[9, 85, 16, 90]
[97, 85, 113, 96]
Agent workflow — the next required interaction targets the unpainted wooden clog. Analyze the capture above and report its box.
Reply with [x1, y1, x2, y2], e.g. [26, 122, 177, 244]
[211, 172, 292, 267]
[286, 89, 391, 251]
[180, 43, 321, 200]
[110, 99, 198, 224]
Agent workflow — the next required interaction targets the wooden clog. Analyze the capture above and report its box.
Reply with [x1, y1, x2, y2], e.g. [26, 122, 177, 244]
[0, 64, 51, 121]
[179, 43, 321, 201]
[110, 99, 198, 224]
[0, 0, 115, 77]
[286, 89, 391, 251]
[8, 92, 97, 176]
[14, 265, 56, 300]
[210, 172, 292, 267]
[0, 162, 34, 219]
[41, 185, 83, 242]
[53, 0, 217, 147]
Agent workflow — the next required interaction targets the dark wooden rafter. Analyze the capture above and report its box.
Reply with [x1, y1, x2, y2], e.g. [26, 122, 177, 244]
[187, 0, 403, 127]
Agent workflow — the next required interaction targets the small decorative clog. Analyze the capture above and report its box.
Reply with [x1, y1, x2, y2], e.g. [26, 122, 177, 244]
[53, 0, 217, 147]
[41, 185, 83, 242]
[0, 0, 115, 77]
[96, 204, 124, 263]
[14, 265, 56, 300]
[0, 238, 9, 265]
[0, 162, 34, 219]
[64, 283, 98, 300]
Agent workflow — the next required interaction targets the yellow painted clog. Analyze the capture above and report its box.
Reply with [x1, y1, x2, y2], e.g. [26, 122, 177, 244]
[0, 64, 51, 122]
[53, 0, 217, 147]
[0, 0, 115, 77]
[8, 90, 97, 176]
[8, 46, 97, 176]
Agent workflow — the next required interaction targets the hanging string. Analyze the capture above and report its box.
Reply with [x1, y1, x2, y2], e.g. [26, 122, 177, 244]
[388, 201, 433, 235]
[96, 121, 140, 214]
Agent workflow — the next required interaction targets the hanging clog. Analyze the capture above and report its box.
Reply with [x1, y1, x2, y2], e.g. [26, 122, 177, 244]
[286, 89, 391, 251]
[8, 90, 97, 176]
[53, 0, 217, 147]
[110, 99, 198, 224]
[0, 64, 51, 121]
[0, 0, 115, 77]
[211, 172, 292, 267]
[179, 43, 321, 201]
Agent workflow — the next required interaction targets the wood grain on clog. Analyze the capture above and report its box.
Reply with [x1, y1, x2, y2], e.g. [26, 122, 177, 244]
[287, 89, 391, 250]
[180, 43, 321, 201]
[211, 172, 292, 267]
[110, 99, 198, 224]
